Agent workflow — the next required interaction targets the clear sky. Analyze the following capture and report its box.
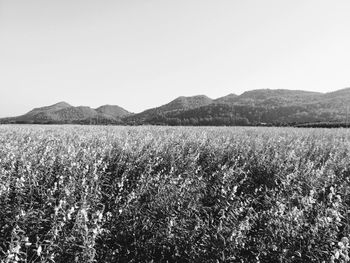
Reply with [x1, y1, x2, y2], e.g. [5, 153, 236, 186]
[1, 0, 350, 117]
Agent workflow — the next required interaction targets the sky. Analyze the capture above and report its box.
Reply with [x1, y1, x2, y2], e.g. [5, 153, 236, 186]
[1, 0, 350, 117]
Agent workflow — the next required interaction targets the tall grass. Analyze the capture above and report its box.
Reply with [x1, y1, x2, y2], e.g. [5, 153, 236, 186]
[1, 125, 350, 262]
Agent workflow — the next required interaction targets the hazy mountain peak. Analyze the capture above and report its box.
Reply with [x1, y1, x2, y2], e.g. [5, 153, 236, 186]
[95, 105, 131, 118]
[28, 101, 72, 115]
[174, 94, 212, 99]
[214, 93, 238, 104]
[53, 101, 72, 107]
[167, 95, 213, 109]
[40, 101, 71, 109]
[325, 87, 350, 97]
[240, 89, 321, 97]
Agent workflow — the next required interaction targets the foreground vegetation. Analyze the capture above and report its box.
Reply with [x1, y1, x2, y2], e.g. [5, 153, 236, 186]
[1, 125, 350, 262]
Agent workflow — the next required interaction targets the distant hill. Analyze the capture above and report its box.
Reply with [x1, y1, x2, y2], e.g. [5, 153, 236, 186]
[125, 95, 213, 124]
[24, 101, 72, 117]
[214, 93, 238, 104]
[2, 88, 350, 126]
[124, 88, 350, 126]
[1, 102, 131, 124]
[95, 105, 132, 119]
[218, 89, 322, 107]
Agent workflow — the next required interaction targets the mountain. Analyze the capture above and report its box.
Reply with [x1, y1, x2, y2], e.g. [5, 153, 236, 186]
[215, 89, 322, 107]
[95, 105, 132, 119]
[125, 95, 213, 124]
[163, 95, 213, 111]
[124, 88, 350, 126]
[24, 101, 72, 117]
[323, 87, 350, 99]
[2, 88, 350, 126]
[2, 102, 131, 124]
[214, 93, 238, 104]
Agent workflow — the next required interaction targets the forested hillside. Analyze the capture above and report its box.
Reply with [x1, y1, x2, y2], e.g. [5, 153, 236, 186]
[2, 88, 350, 126]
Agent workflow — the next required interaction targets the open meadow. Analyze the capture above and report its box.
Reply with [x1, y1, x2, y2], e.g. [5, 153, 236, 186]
[1, 125, 350, 262]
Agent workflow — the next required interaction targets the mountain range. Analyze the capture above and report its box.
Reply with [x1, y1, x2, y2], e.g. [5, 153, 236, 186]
[2, 88, 350, 126]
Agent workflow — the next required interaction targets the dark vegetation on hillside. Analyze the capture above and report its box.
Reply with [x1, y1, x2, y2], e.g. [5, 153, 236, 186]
[1, 88, 350, 126]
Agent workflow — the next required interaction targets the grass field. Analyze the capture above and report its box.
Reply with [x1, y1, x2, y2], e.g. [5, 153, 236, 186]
[1, 125, 350, 262]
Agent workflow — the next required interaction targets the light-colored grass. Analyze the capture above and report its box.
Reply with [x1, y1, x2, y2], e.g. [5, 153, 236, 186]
[0, 125, 350, 262]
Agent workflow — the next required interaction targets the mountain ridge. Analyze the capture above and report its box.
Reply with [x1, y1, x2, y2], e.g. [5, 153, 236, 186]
[124, 88, 350, 125]
[3, 102, 131, 125]
[2, 88, 350, 126]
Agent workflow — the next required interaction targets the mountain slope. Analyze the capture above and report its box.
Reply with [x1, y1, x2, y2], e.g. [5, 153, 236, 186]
[2, 88, 350, 126]
[214, 93, 238, 104]
[24, 102, 72, 117]
[2, 102, 130, 124]
[124, 88, 350, 126]
[218, 89, 322, 107]
[125, 95, 213, 124]
[163, 95, 213, 111]
[95, 105, 132, 119]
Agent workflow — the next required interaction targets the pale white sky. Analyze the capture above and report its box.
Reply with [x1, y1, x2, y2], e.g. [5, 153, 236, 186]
[1, 0, 350, 116]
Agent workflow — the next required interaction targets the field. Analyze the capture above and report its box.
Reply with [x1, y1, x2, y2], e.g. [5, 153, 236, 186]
[1, 125, 350, 262]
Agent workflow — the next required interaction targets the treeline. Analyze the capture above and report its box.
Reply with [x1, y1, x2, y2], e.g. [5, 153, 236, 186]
[124, 104, 342, 127]
[295, 122, 350, 128]
[0, 117, 122, 125]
